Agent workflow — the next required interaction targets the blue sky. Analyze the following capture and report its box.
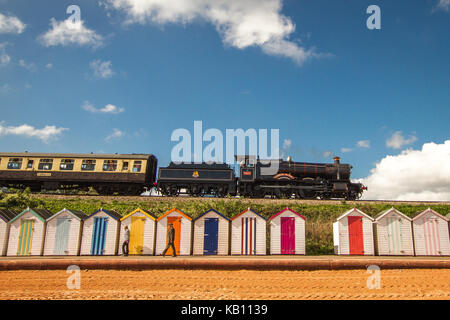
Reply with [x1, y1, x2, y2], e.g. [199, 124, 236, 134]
[0, 0, 449, 186]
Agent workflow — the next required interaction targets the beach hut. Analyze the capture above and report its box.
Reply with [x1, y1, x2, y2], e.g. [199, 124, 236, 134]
[412, 208, 450, 256]
[333, 208, 375, 255]
[193, 209, 230, 255]
[43, 208, 86, 256]
[0, 209, 18, 256]
[7, 207, 53, 256]
[231, 208, 267, 255]
[374, 208, 414, 256]
[80, 208, 121, 256]
[269, 208, 306, 255]
[155, 208, 192, 256]
[119, 208, 156, 255]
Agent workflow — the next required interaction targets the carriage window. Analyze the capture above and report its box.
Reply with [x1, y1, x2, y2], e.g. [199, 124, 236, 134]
[27, 160, 34, 169]
[7, 158, 22, 169]
[122, 161, 129, 171]
[81, 160, 96, 171]
[38, 159, 53, 170]
[133, 161, 142, 172]
[60, 159, 75, 171]
[103, 160, 117, 171]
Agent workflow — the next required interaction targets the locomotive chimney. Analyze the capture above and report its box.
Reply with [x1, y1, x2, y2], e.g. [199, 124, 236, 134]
[334, 156, 340, 165]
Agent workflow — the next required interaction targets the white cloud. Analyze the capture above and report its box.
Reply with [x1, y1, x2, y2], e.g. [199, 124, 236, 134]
[18, 59, 37, 72]
[323, 151, 332, 158]
[46, 63, 53, 69]
[82, 101, 125, 114]
[341, 147, 352, 153]
[0, 123, 68, 143]
[105, 128, 124, 141]
[0, 84, 11, 93]
[386, 131, 417, 149]
[359, 140, 450, 201]
[38, 18, 103, 48]
[282, 139, 291, 150]
[90, 59, 114, 78]
[436, 0, 450, 11]
[0, 43, 10, 66]
[357, 140, 370, 148]
[0, 12, 26, 34]
[105, 0, 316, 65]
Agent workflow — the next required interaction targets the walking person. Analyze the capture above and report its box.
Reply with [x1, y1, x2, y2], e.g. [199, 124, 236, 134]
[161, 223, 177, 257]
[122, 225, 130, 256]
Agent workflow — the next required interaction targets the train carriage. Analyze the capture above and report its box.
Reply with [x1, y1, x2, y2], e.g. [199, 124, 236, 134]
[0, 152, 157, 195]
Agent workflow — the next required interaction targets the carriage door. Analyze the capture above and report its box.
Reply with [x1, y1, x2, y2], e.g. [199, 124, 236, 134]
[203, 218, 218, 255]
[54, 217, 71, 255]
[424, 217, 441, 255]
[166, 217, 181, 255]
[387, 216, 403, 255]
[130, 216, 145, 255]
[241, 217, 257, 255]
[91, 217, 108, 255]
[18, 219, 34, 256]
[348, 216, 364, 255]
[281, 217, 295, 254]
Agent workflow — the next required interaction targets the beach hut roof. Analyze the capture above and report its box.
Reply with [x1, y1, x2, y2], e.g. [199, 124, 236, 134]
[193, 208, 230, 222]
[0, 209, 18, 223]
[156, 208, 192, 222]
[269, 207, 306, 221]
[10, 207, 53, 223]
[411, 208, 449, 221]
[46, 208, 87, 221]
[231, 208, 266, 221]
[374, 207, 412, 222]
[336, 207, 374, 222]
[120, 207, 157, 221]
[85, 208, 122, 221]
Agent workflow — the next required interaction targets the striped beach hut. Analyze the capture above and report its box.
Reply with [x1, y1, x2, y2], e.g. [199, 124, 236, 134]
[80, 208, 121, 256]
[193, 209, 230, 255]
[7, 207, 53, 256]
[269, 208, 306, 255]
[412, 208, 450, 256]
[231, 208, 266, 255]
[43, 208, 86, 256]
[374, 208, 414, 256]
[119, 208, 156, 255]
[0, 209, 18, 256]
[155, 208, 192, 256]
[333, 208, 375, 255]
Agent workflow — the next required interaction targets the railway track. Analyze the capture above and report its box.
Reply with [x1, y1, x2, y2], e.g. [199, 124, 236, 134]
[21, 192, 450, 205]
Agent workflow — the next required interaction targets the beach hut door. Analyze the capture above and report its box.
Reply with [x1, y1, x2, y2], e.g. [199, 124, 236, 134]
[91, 217, 108, 255]
[241, 217, 257, 255]
[281, 217, 295, 254]
[348, 216, 364, 255]
[54, 217, 71, 255]
[203, 218, 218, 255]
[130, 216, 145, 255]
[387, 216, 403, 255]
[424, 218, 441, 255]
[17, 219, 34, 256]
[167, 217, 181, 255]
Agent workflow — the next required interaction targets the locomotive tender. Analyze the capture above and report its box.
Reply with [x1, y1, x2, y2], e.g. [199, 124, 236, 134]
[0, 151, 366, 199]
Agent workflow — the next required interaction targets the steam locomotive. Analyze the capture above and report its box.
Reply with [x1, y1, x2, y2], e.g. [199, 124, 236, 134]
[157, 156, 366, 200]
